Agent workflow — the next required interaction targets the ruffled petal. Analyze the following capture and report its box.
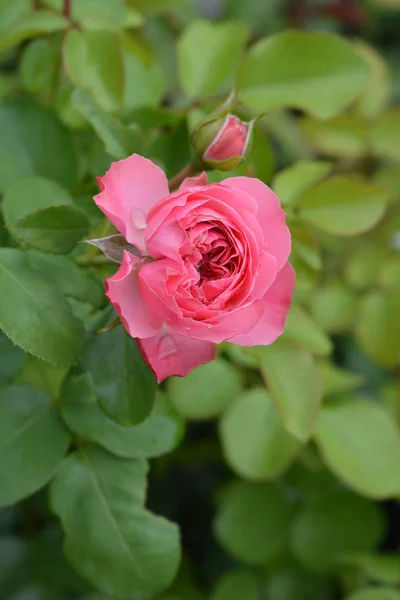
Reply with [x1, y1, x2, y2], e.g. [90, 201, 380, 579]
[105, 251, 163, 338]
[229, 263, 295, 346]
[179, 171, 208, 189]
[137, 329, 216, 382]
[94, 154, 169, 254]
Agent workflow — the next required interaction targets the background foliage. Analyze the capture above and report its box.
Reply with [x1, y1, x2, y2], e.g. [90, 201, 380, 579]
[0, 0, 400, 598]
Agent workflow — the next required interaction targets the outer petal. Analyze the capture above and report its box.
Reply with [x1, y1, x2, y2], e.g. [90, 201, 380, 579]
[137, 329, 216, 382]
[105, 251, 163, 339]
[179, 171, 208, 190]
[222, 177, 291, 271]
[229, 263, 295, 346]
[94, 154, 169, 254]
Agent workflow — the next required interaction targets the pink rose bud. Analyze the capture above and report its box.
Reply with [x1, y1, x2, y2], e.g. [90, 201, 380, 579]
[192, 114, 254, 171]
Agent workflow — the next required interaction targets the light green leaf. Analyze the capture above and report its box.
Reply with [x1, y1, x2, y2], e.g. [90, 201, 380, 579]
[0, 249, 85, 367]
[297, 177, 390, 236]
[9, 205, 89, 255]
[317, 361, 364, 397]
[372, 109, 400, 163]
[178, 19, 248, 98]
[315, 397, 400, 498]
[354, 41, 391, 120]
[51, 444, 180, 598]
[273, 160, 331, 207]
[344, 243, 389, 291]
[123, 49, 166, 110]
[252, 339, 323, 442]
[0, 333, 26, 385]
[220, 388, 300, 480]
[210, 570, 260, 600]
[20, 38, 56, 95]
[27, 251, 103, 308]
[343, 553, 400, 585]
[0, 99, 78, 192]
[61, 374, 184, 458]
[237, 31, 369, 119]
[166, 359, 242, 420]
[0, 11, 67, 53]
[15, 356, 67, 399]
[0, 385, 69, 507]
[291, 491, 385, 573]
[301, 116, 369, 159]
[214, 481, 293, 565]
[284, 304, 332, 356]
[72, 88, 142, 160]
[345, 588, 400, 600]
[82, 324, 157, 426]
[355, 291, 400, 368]
[310, 280, 357, 333]
[63, 29, 124, 112]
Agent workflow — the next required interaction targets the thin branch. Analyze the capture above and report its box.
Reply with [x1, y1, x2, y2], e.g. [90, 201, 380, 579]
[168, 164, 197, 191]
[63, 0, 71, 19]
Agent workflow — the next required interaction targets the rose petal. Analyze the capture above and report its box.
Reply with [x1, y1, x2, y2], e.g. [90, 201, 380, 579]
[105, 250, 163, 338]
[94, 154, 169, 254]
[229, 263, 296, 346]
[137, 329, 216, 382]
[222, 177, 291, 271]
[179, 171, 208, 190]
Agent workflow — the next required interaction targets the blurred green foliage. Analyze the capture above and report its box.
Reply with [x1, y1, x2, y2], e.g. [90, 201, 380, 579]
[0, 0, 400, 599]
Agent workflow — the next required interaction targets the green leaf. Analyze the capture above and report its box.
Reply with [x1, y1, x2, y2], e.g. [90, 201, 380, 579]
[177, 19, 248, 98]
[50, 444, 180, 598]
[355, 291, 400, 369]
[63, 30, 124, 112]
[345, 588, 400, 600]
[82, 324, 157, 426]
[123, 49, 166, 110]
[72, 88, 142, 160]
[210, 570, 260, 600]
[353, 41, 391, 120]
[220, 388, 300, 480]
[0, 11, 67, 53]
[0, 249, 85, 367]
[265, 564, 333, 600]
[20, 38, 56, 95]
[291, 491, 385, 573]
[0, 99, 78, 192]
[0, 385, 69, 507]
[27, 251, 103, 308]
[15, 356, 67, 399]
[284, 304, 333, 356]
[315, 397, 400, 498]
[61, 374, 184, 458]
[214, 481, 293, 565]
[252, 339, 323, 442]
[343, 553, 400, 585]
[9, 205, 90, 255]
[317, 361, 364, 397]
[310, 280, 357, 333]
[237, 31, 369, 119]
[297, 177, 390, 236]
[344, 243, 389, 291]
[166, 359, 242, 420]
[273, 160, 331, 207]
[301, 116, 369, 159]
[0, 333, 26, 385]
[372, 109, 400, 163]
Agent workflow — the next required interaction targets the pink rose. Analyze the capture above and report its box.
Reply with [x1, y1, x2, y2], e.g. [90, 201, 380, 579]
[94, 154, 294, 382]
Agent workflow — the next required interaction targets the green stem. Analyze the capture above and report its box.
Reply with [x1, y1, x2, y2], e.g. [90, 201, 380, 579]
[168, 163, 197, 191]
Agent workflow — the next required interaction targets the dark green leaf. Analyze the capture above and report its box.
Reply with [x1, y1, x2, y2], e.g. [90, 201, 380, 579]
[82, 324, 157, 426]
[0, 249, 85, 367]
[0, 333, 26, 385]
[210, 570, 260, 600]
[61, 374, 184, 458]
[0, 385, 70, 507]
[345, 588, 400, 600]
[51, 444, 180, 598]
[0, 99, 78, 192]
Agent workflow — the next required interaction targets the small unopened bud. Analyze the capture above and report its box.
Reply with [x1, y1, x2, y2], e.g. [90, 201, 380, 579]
[192, 113, 254, 171]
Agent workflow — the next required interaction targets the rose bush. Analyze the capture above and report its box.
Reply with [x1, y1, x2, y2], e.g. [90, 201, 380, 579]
[95, 154, 294, 381]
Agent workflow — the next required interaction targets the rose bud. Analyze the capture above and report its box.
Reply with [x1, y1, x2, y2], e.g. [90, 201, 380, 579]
[192, 114, 254, 171]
